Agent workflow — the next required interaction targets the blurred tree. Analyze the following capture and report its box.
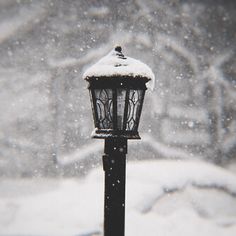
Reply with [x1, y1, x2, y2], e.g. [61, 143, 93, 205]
[0, 0, 235, 176]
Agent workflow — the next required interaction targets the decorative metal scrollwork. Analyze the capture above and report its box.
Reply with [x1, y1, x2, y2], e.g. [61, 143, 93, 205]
[95, 89, 113, 129]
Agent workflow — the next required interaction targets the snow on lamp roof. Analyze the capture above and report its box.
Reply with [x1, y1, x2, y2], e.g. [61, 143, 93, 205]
[83, 46, 155, 89]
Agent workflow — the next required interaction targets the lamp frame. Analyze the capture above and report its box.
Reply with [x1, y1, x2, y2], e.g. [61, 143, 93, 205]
[87, 76, 148, 139]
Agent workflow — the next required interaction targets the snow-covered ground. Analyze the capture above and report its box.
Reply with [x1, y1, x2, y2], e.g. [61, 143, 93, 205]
[0, 160, 236, 236]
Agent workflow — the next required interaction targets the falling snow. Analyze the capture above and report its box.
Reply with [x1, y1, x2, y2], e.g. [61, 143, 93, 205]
[0, 0, 236, 235]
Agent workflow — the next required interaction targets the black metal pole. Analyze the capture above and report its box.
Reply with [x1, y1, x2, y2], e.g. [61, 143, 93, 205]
[103, 138, 127, 236]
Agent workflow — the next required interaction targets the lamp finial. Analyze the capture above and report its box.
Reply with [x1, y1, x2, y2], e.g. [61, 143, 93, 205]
[115, 46, 122, 53]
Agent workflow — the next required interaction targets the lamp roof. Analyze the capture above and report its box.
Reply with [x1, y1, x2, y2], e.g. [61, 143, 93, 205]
[83, 46, 155, 88]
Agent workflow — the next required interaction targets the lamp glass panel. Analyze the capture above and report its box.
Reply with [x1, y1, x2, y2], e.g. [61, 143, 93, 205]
[94, 89, 113, 129]
[126, 89, 144, 131]
[116, 88, 127, 130]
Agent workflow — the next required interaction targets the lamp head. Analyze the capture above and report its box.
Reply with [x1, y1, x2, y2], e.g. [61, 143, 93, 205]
[83, 47, 154, 139]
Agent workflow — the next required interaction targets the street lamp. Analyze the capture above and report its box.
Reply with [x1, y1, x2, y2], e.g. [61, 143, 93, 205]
[83, 46, 154, 236]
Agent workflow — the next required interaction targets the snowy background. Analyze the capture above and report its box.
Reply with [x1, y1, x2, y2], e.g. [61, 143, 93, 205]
[0, 0, 236, 235]
[1, 160, 236, 236]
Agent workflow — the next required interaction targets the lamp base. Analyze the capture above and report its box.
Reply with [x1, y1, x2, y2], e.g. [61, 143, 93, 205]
[91, 129, 141, 139]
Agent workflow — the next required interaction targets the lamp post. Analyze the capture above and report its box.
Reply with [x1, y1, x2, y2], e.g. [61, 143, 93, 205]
[83, 46, 154, 236]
